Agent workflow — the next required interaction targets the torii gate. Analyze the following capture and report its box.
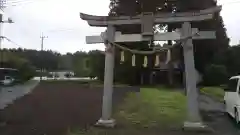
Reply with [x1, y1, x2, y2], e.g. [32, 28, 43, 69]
[80, 6, 221, 128]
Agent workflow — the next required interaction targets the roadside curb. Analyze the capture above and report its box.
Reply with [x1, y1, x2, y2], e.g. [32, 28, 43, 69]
[200, 92, 224, 103]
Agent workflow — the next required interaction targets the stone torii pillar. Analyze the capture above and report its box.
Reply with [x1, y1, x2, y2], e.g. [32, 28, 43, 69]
[80, 6, 221, 128]
[181, 22, 202, 128]
[96, 25, 116, 127]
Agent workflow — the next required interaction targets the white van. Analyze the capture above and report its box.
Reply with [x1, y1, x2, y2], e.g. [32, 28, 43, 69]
[0, 76, 14, 86]
[224, 76, 240, 124]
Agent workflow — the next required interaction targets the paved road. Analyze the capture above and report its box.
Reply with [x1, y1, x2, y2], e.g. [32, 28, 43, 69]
[199, 94, 225, 112]
[0, 80, 39, 109]
[199, 94, 240, 135]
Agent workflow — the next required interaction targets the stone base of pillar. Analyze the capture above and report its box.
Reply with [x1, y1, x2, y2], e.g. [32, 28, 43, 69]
[183, 121, 214, 132]
[95, 119, 116, 128]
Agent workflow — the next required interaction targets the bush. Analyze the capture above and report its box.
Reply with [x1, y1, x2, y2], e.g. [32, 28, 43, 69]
[203, 64, 228, 86]
[18, 63, 36, 81]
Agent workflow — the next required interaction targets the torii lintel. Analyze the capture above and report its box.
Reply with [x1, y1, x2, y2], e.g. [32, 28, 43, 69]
[80, 6, 222, 27]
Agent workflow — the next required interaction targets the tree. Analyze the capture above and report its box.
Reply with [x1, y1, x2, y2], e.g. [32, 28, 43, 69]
[7, 48, 61, 71]
[17, 62, 36, 81]
[58, 53, 73, 70]
[88, 50, 105, 80]
[108, 0, 229, 85]
[72, 51, 91, 77]
[213, 45, 240, 77]
[203, 64, 228, 86]
[0, 50, 36, 81]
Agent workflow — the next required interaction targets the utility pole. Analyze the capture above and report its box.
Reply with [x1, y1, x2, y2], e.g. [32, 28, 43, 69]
[0, 1, 13, 69]
[40, 33, 47, 81]
[0, 13, 3, 68]
[0, 0, 5, 127]
[0, 12, 2, 127]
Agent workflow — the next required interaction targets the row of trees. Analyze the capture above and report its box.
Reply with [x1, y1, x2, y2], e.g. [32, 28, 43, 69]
[2, 42, 240, 86]
[0, 49, 36, 81]
[108, 0, 230, 86]
[203, 45, 240, 86]
[0, 48, 105, 81]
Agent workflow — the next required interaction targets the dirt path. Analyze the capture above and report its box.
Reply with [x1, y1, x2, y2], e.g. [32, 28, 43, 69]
[199, 94, 240, 135]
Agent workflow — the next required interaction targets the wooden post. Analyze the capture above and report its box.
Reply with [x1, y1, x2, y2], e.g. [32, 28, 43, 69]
[182, 22, 204, 128]
[96, 25, 116, 127]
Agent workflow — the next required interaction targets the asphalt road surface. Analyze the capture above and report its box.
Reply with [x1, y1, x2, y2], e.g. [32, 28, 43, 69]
[199, 94, 240, 135]
[0, 80, 39, 109]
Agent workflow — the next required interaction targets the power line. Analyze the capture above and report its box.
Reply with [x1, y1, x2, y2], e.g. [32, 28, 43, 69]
[7, 1, 38, 7]
[6, 0, 41, 4]
[46, 28, 83, 34]
[2, 0, 44, 8]
[219, 0, 240, 5]
[1, 36, 24, 48]
[3, 0, 240, 8]
[6, 0, 34, 4]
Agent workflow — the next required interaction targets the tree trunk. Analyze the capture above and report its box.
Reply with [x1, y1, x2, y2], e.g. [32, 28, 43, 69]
[141, 73, 144, 85]
[167, 26, 174, 86]
[149, 72, 153, 85]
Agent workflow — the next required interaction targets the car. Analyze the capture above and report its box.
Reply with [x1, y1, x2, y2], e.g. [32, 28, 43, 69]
[224, 75, 240, 125]
[0, 76, 15, 86]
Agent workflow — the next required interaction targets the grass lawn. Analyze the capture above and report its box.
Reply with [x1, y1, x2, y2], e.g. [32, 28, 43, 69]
[70, 88, 187, 135]
[200, 87, 225, 102]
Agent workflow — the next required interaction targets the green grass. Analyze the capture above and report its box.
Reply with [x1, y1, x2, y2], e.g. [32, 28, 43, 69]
[115, 88, 187, 128]
[70, 88, 187, 135]
[200, 87, 225, 102]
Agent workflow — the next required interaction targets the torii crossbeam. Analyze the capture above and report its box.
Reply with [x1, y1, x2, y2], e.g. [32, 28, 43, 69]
[80, 6, 221, 129]
[85, 28, 216, 44]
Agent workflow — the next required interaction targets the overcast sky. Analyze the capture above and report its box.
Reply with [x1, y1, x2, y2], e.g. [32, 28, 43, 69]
[1, 0, 240, 54]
